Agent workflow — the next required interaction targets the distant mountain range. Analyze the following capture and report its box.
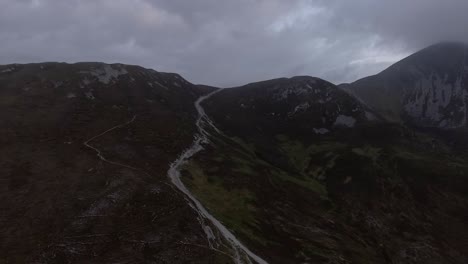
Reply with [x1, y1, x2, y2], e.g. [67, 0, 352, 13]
[1, 43, 467, 264]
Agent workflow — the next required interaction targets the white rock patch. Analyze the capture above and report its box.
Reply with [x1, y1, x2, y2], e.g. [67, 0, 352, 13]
[153, 81, 170, 90]
[275, 82, 319, 100]
[313, 128, 329, 134]
[85, 91, 95, 100]
[289, 102, 310, 116]
[81, 65, 128, 84]
[53, 81, 63, 88]
[334, 115, 356, 127]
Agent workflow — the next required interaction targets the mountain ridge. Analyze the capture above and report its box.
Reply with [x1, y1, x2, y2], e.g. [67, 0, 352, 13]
[1, 43, 468, 263]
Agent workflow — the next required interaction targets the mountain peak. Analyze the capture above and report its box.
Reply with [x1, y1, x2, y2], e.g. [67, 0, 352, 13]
[348, 42, 468, 128]
[426, 41, 468, 50]
[386, 42, 467, 74]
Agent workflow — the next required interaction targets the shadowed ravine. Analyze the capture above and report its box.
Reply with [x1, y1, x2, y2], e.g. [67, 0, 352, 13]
[167, 89, 268, 264]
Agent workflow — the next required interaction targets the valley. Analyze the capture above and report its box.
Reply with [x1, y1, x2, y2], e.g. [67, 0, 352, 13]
[1, 43, 468, 263]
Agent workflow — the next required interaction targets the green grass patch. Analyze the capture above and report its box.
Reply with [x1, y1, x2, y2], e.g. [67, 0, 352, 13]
[232, 156, 256, 175]
[307, 142, 347, 155]
[272, 169, 328, 198]
[352, 146, 381, 163]
[182, 162, 267, 245]
[231, 136, 256, 155]
[212, 156, 224, 162]
[276, 134, 345, 177]
[280, 139, 311, 172]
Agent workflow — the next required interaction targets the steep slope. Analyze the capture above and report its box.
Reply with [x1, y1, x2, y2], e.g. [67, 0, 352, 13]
[174, 76, 468, 263]
[0, 63, 235, 263]
[345, 42, 468, 128]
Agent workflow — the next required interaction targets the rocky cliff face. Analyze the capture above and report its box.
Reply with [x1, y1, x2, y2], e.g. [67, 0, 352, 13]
[345, 42, 468, 128]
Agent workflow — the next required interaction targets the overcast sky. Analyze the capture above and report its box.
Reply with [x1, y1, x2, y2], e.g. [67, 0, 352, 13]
[1, 0, 467, 87]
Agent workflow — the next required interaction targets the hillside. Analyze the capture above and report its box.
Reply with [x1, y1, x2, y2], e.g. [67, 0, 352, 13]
[1, 48, 468, 264]
[0, 62, 231, 263]
[194, 75, 468, 263]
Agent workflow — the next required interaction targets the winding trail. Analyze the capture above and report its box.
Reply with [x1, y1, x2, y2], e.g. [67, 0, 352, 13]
[168, 90, 268, 264]
[83, 115, 141, 171]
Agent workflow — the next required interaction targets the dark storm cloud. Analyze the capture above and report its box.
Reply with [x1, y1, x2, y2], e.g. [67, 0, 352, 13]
[1, 0, 467, 86]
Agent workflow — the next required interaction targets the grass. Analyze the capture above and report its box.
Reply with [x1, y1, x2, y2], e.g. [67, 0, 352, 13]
[275, 134, 347, 183]
[276, 134, 346, 172]
[228, 135, 331, 197]
[183, 134, 346, 247]
[182, 162, 267, 245]
[231, 136, 256, 155]
[307, 142, 347, 155]
[280, 139, 311, 172]
[273, 169, 328, 197]
[232, 156, 256, 175]
[352, 146, 381, 164]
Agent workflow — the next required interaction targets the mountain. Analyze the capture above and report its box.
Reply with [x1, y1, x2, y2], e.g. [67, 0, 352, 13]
[204, 76, 380, 139]
[1, 48, 468, 264]
[0, 62, 231, 263]
[193, 76, 468, 263]
[344, 42, 468, 128]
